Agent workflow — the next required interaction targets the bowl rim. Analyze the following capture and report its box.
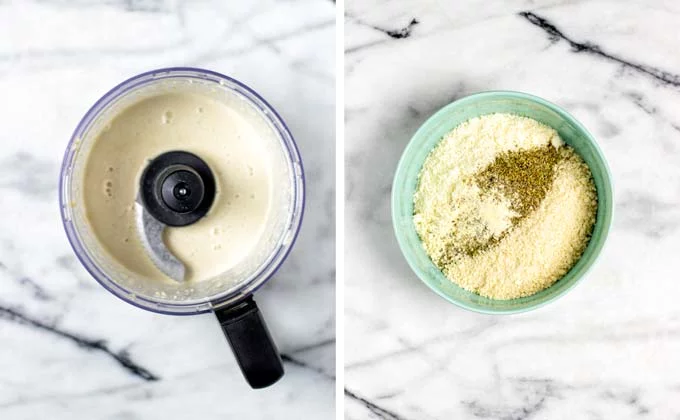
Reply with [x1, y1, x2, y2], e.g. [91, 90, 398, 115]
[391, 90, 613, 314]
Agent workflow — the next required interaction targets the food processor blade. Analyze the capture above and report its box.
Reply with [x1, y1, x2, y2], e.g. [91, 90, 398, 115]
[134, 150, 217, 283]
[135, 199, 186, 282]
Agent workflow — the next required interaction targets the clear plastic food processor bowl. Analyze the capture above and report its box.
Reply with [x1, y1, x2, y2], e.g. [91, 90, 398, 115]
[59, 68, 305, 315]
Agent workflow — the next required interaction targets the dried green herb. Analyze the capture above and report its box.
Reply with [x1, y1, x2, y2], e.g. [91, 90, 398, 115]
[476, 146, 561, 221]
[445, 223, 502, 259]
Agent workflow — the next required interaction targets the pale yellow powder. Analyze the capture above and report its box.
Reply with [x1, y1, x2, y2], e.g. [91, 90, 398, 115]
[414, 181, 517, 263]
[413, 113, 596, 300]
[443, 154, 597, 299]
[414, 113, 563, 264]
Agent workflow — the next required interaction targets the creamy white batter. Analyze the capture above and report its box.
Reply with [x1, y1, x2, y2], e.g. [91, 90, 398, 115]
[82, 92, 272, 283]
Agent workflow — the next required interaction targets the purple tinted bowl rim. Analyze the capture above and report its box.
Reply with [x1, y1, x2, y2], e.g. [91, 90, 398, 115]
[59, 67, 306, 316]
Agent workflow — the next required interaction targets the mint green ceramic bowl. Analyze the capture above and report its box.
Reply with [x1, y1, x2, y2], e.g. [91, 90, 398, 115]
[392, 91, 613, 314]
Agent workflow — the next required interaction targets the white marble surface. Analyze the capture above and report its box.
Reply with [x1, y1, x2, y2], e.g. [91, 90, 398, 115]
[0, 1, 335, 419]
[345, 1, 680, 418]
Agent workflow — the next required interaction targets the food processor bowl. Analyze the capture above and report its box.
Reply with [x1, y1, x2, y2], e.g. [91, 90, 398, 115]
[60, 67, 304, 314]
[60, 67, 305, 388]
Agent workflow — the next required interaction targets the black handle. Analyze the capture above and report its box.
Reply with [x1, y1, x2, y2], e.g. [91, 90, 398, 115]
[215, 296, 284, 389]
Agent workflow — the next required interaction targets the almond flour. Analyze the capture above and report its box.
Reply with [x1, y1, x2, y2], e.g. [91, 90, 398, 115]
[413, 113, 597, 300]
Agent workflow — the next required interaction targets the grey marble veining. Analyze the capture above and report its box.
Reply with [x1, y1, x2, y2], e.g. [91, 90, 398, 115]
[0, 1, 335, 419]
[345, 1, 680, 418]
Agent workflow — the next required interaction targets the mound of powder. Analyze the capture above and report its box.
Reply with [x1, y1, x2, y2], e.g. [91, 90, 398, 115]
[413, 113, 597, 300]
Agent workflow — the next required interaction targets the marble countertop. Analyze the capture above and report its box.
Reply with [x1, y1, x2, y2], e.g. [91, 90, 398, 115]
[0, 1, 335, 419]
[345, 1, 680, 419]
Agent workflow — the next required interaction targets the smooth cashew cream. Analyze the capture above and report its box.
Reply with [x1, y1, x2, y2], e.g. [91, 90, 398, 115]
[67, 79, 294, 301]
